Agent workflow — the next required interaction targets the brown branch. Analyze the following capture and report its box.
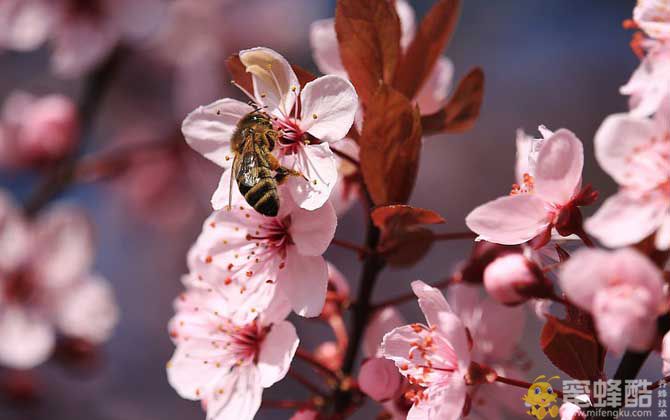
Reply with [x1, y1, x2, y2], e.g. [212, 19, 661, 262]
[433, 231, 477, 241]
[330, 238, 372, 256]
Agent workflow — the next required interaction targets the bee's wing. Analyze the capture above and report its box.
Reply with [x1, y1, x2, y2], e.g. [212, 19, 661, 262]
[237, 138, 263, 190]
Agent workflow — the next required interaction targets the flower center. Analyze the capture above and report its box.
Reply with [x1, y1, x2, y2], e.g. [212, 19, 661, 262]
[218, 320, 267, 365]
[2, 269, 37, 305]
[66, 0, 105, 19]
[511, 173, 535, 195]
[398, 323, 459, 401]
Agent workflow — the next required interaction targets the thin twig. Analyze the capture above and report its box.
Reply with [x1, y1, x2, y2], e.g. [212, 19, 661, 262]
[261, 399, 312, 410]
[295, 348, 338, 379]
[288, 369, 328, 398]
[332, 148, 359, 167]
[495, 375, 563, 398]
[24, 47, 126, 216]
[433, 231, 477, 241]
[331, 238, 371, 256]
[371, 275, 455, 310]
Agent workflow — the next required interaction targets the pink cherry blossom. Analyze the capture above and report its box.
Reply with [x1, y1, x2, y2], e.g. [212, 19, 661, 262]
[559, 248, 667, 354]
[381, 281, 470, 420]
[663, 330, 670, 376]
[359, 357, 403, 402]
[483, 253, 543, 305]
[182, 47, 358, 211]
[620, 41, 670, 117]
[188, 184, 336, 321]
[0, 193, 118, 369]
[167, 279, 298, 420]
[0, 91, 79, 169]
[330, 138, 361, 216]
[586, 101, 670, 249]
[447, 284, 528, 420]
[560, 402, 587, 420]
[634, 0, 670, 41]
[0, 0, 164, 77]
[466, 127, 593, 246]
[309, 0, 453, 116]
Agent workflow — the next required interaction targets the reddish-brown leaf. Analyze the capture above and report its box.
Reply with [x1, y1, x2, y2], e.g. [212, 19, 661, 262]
[371, 205, 445, 229]
[421, 67, 485, 134]
[359, 85, 422, 205]
[393, 0, 461, 100]
[541, 315, 606, 381]
[226, 55, 318, 95]
[292, 64, 318, 88]
[382, 228, 435, 268]
[226, 54, 253, 94]
[335, 0, 402, 104]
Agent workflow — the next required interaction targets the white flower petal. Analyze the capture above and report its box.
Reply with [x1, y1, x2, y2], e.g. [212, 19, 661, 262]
[277, 248, 328, 318]
[0, 306, 54, 369]
[257, 320, 299, 388]
[299, 75, 358, 143]
[182, 98, 253, 168]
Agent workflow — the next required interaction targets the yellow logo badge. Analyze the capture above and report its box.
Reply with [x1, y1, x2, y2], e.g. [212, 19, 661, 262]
[523, 375, 560, 420]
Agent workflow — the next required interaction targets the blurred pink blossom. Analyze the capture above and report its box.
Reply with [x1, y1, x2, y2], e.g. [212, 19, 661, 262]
[167, 281, 298, 420]
[447, 284, 527, 420]
[560, 402, 587, 420]
[634, 0, 670, 41]
[559, 248, 667, 354]
[290, 409, 319, 420]
[0, 193, 118, 369]
[621, 41, 670, 117]
[0, 91, 78, 169]
[358, 357, 403, 402]
[182, 47, 358, 211]
[0, 0, 164, 77]
[586, 100, 670, 249]
[467, 127, 590, 246]
[382, 281, 470, 420]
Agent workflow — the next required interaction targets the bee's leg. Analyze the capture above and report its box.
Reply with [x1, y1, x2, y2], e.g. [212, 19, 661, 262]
[266, 154, 305, 183]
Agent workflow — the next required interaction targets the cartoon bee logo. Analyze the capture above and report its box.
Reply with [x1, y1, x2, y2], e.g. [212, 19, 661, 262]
[523, 375, 560, 420]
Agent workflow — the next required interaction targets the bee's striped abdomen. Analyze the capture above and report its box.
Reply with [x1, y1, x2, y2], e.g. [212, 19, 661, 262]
[236, 164, 280, 217]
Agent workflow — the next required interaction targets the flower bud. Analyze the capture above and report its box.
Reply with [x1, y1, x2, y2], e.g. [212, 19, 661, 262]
[560, 402, 586, 420]
[483, 253, 541, 305]
[17, 95, 78, 163]
[358, 358, 402, 402]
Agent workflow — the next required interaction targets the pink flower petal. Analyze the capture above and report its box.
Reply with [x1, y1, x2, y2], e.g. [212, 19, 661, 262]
[309, 18, 347, 77]
[466, 194, 550, 245]
[411, 280, 453, 328]
[363, 307, 405, 358]
[289, 200, 336, 256]
[299, 75, 358, 143]
[56, 275, 119, 344]
[533, 129, 584, 204]
[239, 47, 299, 116]
[277, 248, 328, 317]
[206, 365, 263, 420]
[594, 113, 658, 186]
[0, 0, 52, 51]
[585, 190, 668, 249]
[32, 205, 94, 290]
[559, 248, 613, 309]
[663, 331, 670, 376]
[476, 297, 526, 361]
[634, 0, 670, 40]
[257, 320, 299, 388]
[620, 49, 670, 117]
[656, 214, 670, 250]
[182, 98, 254, 169]
[51, 17, 119, 78]
[396, 0, 416, 50]
[284, 143, 338, 211]
[436, 312, 471, 370]
[0, 306, 54, 369]
[414, 56, 453, 115]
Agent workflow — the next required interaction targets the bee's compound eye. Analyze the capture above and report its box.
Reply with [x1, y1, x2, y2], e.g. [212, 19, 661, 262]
[547, 387, 553, 394]
[534, 387, 541, 395]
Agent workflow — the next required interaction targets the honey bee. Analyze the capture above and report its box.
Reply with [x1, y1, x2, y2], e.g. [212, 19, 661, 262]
[228, 110, 300, 216]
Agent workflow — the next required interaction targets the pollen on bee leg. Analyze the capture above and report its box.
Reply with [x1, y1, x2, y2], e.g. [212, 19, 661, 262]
[312, 113, 318, 119]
